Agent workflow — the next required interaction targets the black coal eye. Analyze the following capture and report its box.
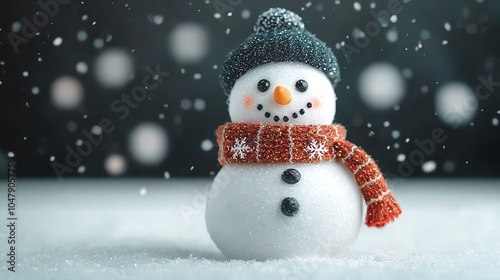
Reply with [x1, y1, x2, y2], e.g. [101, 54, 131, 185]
[295, 79, 308, 92]
[257, 79, 270, 92]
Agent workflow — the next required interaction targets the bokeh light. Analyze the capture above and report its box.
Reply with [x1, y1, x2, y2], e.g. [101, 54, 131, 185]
[50, 76, 84, 110]
[128, 123, 169, 165]
[94, 48, 134, 88]
[435, 82, 477, 126]
[358, 62, 406, 110]
[168, 22, 209, 64]
[104, 154, 127, 176]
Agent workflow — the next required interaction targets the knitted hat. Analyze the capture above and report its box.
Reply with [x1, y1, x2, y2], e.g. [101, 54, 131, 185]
[220, 8, 341, 95]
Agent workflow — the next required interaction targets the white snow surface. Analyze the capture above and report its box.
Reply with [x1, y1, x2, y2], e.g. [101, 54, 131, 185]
[0, 179, 499, 280]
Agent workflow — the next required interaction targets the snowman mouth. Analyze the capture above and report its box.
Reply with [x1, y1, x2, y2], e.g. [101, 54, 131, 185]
[256, 102, 313, 122]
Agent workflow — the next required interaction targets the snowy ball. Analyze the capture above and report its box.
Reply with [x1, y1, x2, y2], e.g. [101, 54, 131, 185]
[253, 7, 304, 33]
[358, 62, 406, 110]
[435, 82, 477, 126]
[168, 22, 209, 64]
[228, 62, 336, 125]
[206, 162, 362, 260]
[50, 76, 84, 110]
[128, 123, 168, 165]
[94, 48, 134, 88]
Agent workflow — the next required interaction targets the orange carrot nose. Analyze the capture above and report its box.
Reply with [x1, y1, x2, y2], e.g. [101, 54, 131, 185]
[274, 86, 292, 105]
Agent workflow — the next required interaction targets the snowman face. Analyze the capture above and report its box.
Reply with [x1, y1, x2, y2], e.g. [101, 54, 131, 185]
[228, 62, 337, 125]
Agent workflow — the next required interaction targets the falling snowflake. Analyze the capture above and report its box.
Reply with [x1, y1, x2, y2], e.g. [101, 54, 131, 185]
[231, 137, 250, 159]
[306, 139, 328, 160]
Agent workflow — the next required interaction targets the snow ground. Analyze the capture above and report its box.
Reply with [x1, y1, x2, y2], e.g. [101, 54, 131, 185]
[0, 179, 499, 280]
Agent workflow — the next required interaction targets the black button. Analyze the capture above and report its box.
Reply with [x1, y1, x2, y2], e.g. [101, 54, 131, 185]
[281, 197, 300, 217]
[281, 168, 301, 184]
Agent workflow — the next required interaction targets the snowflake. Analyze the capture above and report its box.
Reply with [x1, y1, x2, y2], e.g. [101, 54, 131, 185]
[306, 139, 328, 160]
[231, 137, 250, 159]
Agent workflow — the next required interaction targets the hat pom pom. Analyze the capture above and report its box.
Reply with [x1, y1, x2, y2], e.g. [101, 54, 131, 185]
[253, 8, 305, 33]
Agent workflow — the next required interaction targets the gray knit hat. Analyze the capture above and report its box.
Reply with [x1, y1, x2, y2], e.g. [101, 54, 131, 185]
[220, 7, 341, 95]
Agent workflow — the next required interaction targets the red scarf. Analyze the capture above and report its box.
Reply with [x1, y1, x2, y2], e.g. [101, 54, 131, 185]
[217, 122, 402, 228]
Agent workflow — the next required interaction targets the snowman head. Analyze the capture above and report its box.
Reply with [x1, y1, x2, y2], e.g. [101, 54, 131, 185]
[229, 62, 336, 125]
[221, 8, 341, 125]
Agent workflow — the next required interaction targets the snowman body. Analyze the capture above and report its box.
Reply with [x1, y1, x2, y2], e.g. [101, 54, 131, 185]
[206, 62, 363, 260]
[206, 161, 362, 260]
[206, 8, 402, 260]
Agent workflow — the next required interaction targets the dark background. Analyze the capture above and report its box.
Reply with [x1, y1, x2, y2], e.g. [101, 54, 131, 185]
[0, 0, 499, 179]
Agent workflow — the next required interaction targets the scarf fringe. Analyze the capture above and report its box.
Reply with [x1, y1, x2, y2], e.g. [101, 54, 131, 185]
[365, 192, 402, 228]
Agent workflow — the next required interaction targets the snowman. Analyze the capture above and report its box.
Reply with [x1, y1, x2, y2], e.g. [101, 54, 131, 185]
[205, 8, 401, 260]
